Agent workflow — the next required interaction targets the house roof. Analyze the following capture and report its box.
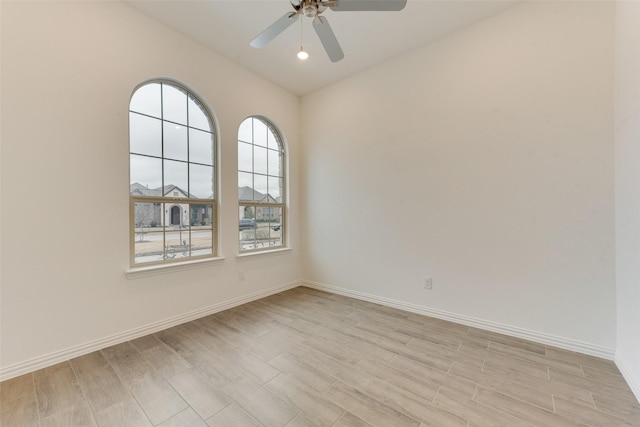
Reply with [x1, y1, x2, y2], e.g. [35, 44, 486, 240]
[130, 183, 188, 197]
[131, 183, 279, 202]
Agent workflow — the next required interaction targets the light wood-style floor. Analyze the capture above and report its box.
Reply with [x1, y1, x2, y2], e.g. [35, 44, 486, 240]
[2, 287, 639, 427]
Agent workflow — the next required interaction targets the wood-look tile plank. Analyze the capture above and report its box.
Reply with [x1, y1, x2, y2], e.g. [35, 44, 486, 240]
[448, 361, 554, 412]
[592, 392, 640, 424]
[39, 404, 97, 427]
[214, 313, 272, 337]
[264, 373, 343, 426]
[205, 403, 262, 427]
[0, 393, 40, 427]
[364, 378, 467, 426]
[73, 364, 131, 413]
[137, 334, 192, 379]
[269, 322, 363, 365]
[126, 373, 189, 425]
[196, 317, 281, 362]
[387, 354, 477, 398]
[273, 337, 374, 391]
[582, 365, 634, 390]
[332, 412, 373, 427]
[159, 407, 208, 427]
[549, 367, 638, 401]
[34, 361, 86, 419]
[268, 353, 336, 392]
[479, 360, 596, 408]
[432, 387, 525, 427]
[473, 386, 581, 427]
[316, 322, 402, 363]
[221, 376, 297, 427]
[356, 359, 440, 400]
[91, 398, 153, 427]
[0, 373, 34, 403]
[102, 342, 153, 383]
[545, 347, 619, 374]
[553, 396, 635, 427]
[468, 329, 546, 355]
[406, 336, 485, 369]
[69, 353, 109, 377]
[351, 320, 413, 345]
[324, 381, 420, 427]
[486, 341, 583, 377]
[167, 369, 231, 420]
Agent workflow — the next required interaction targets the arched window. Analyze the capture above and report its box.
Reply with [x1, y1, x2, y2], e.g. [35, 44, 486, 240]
[129, 81, 216, 265]
[238, 117, 286, 252]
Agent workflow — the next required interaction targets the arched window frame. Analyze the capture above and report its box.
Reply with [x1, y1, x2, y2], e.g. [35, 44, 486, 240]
[129, 80, 218, 267]
[238, 116, 287, 253]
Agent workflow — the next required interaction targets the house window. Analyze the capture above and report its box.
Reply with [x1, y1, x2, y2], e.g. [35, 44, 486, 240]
[238, 117, 286, 252]
[129, 81, 216, 266]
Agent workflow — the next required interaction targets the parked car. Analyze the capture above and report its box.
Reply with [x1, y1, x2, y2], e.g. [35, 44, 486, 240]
[239, 218, 256, 230]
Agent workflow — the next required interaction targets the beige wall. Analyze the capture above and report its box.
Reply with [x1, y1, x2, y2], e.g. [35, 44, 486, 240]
[0, 1, 301, 373]
[301, 1, 616, 352]
[615, 0, 640, 401]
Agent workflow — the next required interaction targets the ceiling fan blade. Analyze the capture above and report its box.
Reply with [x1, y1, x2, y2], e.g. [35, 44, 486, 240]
[312, 16, 344, 63]
[250, 12, 300, 48]
[329, 0, 407, 12]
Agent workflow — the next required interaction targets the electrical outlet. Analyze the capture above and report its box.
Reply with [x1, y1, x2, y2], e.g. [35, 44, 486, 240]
[239, 272, 245, 281]
[423, 277, 432, 289]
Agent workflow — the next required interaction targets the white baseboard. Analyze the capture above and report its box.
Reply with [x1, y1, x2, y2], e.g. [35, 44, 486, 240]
[616, 355, 640, 404]
[302, 280, 616, 360]
[0, 280, 301, 382]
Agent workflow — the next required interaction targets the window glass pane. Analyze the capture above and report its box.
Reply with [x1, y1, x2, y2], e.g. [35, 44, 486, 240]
[190, 164, 213, 199]
[254, 174, 268, 198]
[165, 231, 189, 260]
[190, 204, 213, 226]
[130, 155, 162, 192]
[189, 129, 213, 166]
[255, 223, 271, 250]
[254, 146, 268, 175]
[164, 160, 188, 194]
[238, 172, 253, 200]
[253, 119, 268, 147]
[238, 142, 253, 173]
[190, 226, 213, 257]
[267, 127, 279, 151]
[133, 202, 163, 264]
[162, 84, 187, 125]
[268, 177, 282, 200]
[239, 206, 256, 251]
[268, 149, 281, 177]
[238, 118, 253, 143]
[130, 113, 162, 157]
[163, 122, 188, 161]
[269, 207, 283, 247]
[188, 95, 211, 131]
[130, 83, 161, 118]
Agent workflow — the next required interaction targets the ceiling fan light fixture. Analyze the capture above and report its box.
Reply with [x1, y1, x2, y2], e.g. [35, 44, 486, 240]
[297, 47, 309, 60]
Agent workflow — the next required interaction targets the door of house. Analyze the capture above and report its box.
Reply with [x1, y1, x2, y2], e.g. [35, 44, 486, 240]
[171, 206, 181, 226]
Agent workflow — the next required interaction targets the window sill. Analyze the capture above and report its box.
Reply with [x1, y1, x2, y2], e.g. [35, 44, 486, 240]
[236, 247, 292, 261]
[125, 257, 226, 279]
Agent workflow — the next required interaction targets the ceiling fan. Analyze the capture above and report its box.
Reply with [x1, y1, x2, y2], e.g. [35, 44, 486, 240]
[250, 0, 408, 62]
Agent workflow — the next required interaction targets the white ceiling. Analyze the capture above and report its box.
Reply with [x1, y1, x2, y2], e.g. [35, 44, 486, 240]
[126, 0, 518, 96]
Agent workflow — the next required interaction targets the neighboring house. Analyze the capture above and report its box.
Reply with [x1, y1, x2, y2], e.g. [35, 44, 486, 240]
[238, 186, 281, 221]
[131, 183, 212, 227]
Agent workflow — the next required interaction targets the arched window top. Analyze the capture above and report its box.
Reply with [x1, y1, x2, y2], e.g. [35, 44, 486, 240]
[130, 82, 213, 132]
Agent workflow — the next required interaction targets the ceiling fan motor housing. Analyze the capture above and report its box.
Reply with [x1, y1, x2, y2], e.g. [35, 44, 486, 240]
[292, 0, 329, 17]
